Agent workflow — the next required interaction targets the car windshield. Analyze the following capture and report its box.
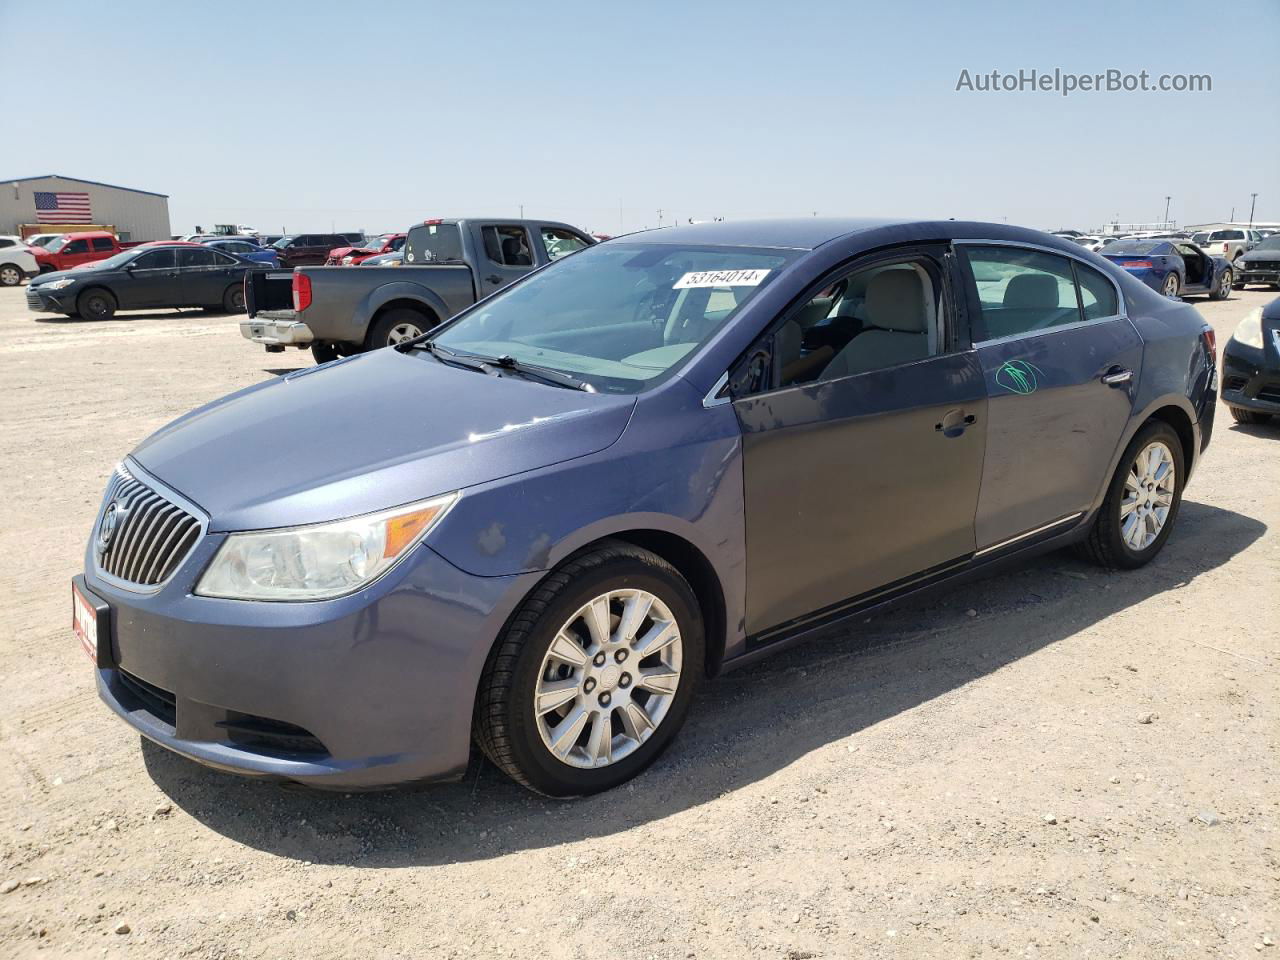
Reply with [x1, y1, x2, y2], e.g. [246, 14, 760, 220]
[1252, 235, 1280, 251]
[271, 236, 295, 249]
[86, 249, 143, 271]
[430, 241, 798, 393]
[1104, 240, 1165, 255]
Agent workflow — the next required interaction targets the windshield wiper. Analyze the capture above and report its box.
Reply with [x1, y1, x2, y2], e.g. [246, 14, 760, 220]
[418, 341, 593, 391]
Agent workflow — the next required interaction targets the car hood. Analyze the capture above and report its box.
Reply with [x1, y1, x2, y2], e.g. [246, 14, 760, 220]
[130, 347, 636, 532]
[1241, 248, 1280, 262]
[30, 267, 86, 285]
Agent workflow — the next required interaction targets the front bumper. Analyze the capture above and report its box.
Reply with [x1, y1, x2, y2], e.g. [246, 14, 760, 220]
[240, 314, 314, 347]
[26, 285, 73, 313]
[1222, 337, 1280, 414]
[82, 520, 538, 788]
[1238, 267, 1280, 287]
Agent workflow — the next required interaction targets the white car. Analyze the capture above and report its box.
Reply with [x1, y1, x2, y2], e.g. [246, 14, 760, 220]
[23, 233, 65, 249]
[1068, 235, 1107, 252]
[0, 235, 39, 286]
[1190, 228, 1260, 265]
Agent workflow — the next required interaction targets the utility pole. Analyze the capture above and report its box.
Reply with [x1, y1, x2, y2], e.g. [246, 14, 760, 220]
[519, 204, 524, 218]
[1163, 196, 1171, 226]
[657, 209, 664, 228]
[1230, 206, 1235, 222]
[1249, 193, 1258, 228]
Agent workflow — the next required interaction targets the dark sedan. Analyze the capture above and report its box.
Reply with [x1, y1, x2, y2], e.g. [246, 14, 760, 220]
[1236, 235, 1280, 290]
[73, 218, 1215, 796]
[1222, 296, 1280, 424]
[1103, 239, 1233, 299]
[26, 243, 259, 320]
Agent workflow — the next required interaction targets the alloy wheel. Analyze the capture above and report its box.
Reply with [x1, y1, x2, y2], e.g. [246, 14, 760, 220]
[387, 322, 422, 345]
[0, 265, 20, 286]
[1121, 441, 1176, 551]
[1162, 274, 1179, 297]
[534, 588, 683, 769]
[1220, 271, 1232, 297]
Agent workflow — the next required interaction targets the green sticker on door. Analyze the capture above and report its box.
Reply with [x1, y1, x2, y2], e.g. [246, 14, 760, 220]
[995, 360, 1044, 395]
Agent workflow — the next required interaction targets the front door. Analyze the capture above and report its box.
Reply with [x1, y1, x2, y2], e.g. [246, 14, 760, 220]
[118, 248, 180, 308]
[957, 243, 1142, 549]
[478, 224, 536, 293]
[733, 246, 987, 641]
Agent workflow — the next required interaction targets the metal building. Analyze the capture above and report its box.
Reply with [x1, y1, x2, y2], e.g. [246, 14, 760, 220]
[1, 175, 171, 242]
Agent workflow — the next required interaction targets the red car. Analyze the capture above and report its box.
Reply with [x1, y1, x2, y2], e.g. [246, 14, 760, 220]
[324, 233, 407, 266]
[33, 231, 141, 273]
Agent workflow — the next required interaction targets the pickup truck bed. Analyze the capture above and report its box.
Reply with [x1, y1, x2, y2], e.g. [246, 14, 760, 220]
[241, 217, 594, 363]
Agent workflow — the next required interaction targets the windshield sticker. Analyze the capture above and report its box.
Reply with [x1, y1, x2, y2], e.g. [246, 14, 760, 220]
[995, 359, 1044, 395]
[673, 269, 771, 289]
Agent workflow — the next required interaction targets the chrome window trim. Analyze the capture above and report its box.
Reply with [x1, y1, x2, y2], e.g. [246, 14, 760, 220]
[703, 371, 730, 408]
[973, 512, 1084, 558]
[953, 238, 1128, 346]
[90, 457, 209, 596]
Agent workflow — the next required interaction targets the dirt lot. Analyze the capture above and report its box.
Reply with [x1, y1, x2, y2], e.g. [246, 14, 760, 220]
[0, 283, 1276, 960]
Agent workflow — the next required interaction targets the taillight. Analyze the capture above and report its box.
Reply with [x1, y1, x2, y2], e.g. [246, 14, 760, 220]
[423, 218, 442, 225]
[1201, 324, 1217, 366]
[1121, 260, 1154, 268]
[1222, 243, 1229, 254]
[292, 272, 312, 312]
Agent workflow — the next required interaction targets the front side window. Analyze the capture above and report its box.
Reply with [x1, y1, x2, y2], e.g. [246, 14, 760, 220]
[132, 249, 176, 270]
[962, 246, 1081, 341]
[773, 260, 941, 388]
[63, 239, 90, 254]
[431, 241, 796, 393]
[541, 228, 590, 261]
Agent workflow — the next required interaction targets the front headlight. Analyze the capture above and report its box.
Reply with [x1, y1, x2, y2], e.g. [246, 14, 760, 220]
[1232, 308, 1264, 349]
[196, 492, 458, 601]
[45, 277, 77, 290]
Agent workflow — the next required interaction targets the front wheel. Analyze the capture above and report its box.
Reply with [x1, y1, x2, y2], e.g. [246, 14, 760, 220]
[474, 541, 704, 796]
[1209, 269, 1233, 300]
[1229, 406, 1272, 425]
[77, 288, 117, 321]
[1162, 273, 1180, 298]
[1076, 420, 1185, 569]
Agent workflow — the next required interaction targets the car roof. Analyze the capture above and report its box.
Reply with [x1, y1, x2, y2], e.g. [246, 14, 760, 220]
[612, 217, 1087, 253]
[62, 231, 115, 240]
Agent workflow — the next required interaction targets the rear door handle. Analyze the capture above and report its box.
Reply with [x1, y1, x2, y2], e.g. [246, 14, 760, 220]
[486, 275, 503, 284]
[1101, 367, 1133, 386]
[935, 410, 977, 438]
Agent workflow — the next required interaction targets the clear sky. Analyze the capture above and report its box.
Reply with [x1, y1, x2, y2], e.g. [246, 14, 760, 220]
[3, 0, 1276, 236]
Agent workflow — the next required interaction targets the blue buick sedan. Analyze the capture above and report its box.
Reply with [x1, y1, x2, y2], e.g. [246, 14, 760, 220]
[74, 218, 1217, 796]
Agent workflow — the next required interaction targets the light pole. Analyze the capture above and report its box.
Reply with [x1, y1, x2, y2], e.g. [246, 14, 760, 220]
[1163, 196, 1171, 227]
[519, 204, 524, 218]
[1249, 193, 1258, 228]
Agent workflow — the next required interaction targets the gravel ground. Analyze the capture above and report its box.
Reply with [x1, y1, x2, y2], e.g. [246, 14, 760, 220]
[0, 283, 1276, 959]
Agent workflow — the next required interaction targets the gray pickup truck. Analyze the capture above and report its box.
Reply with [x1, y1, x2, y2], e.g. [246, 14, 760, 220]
[241, 218, 594, 362]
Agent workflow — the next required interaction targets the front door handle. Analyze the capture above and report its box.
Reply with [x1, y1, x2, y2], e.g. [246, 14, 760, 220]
[1101, 367, 1133, 387]
[486, 275, 503, 284]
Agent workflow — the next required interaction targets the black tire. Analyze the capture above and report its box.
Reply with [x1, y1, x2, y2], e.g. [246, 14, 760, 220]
[1161, 272, 1180, 298]
[366, 308, 434, 350]
[1076, 420, 1185, 570]
[222, 283, 247, 314]
[1229, 406, 1272, 425]
[0, 263, 22, 287]
[38, 264, 55, 274]
[77, 288, 117, 321]
[474, 541, 705, 797]
[310, 341, 358, 364]
[1209, 269, 1233, 301]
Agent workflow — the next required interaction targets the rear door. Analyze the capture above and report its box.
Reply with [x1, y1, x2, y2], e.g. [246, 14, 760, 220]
[117, 248, 180, 307]
[476, 223, 536, 294]
[732, 244, 988, 641]
[177, 247, 236, 306]
[956, 243, 1142, 550]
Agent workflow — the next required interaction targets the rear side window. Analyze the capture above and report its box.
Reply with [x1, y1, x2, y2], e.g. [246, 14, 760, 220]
[178, 248, 218, 268]
[0, 239, 12, 249]
[404, 223, 463, 264]
[961, 246, 1081, 341]
[91, 237, 115, 252]
[1074, 263, 1119, 320]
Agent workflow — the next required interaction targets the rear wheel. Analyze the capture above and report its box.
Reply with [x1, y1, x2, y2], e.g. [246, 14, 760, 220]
[474, 541, 704, 796]
[1229, 406, 1272, 425]
[1209, 269, 1233, 300]
[1161, 273, 1180, 298]
[367, 308, 432, 350]
[1076, 420, 1184, 569]
[310, 341, 358, 364]
[77, 288, 117, 321]
[222, 283, 246, 314]
[0, 264, 22, 286]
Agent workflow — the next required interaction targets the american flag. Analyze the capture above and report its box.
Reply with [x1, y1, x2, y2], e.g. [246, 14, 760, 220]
[34, 191, 93, 223]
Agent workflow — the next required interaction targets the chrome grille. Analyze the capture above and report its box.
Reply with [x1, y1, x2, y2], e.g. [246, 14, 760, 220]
[95, 465, 202, 587]
[26, 287, 44, 309]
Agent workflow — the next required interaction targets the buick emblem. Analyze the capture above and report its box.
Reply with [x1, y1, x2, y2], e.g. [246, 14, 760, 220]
[97, 502, 121, 553]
